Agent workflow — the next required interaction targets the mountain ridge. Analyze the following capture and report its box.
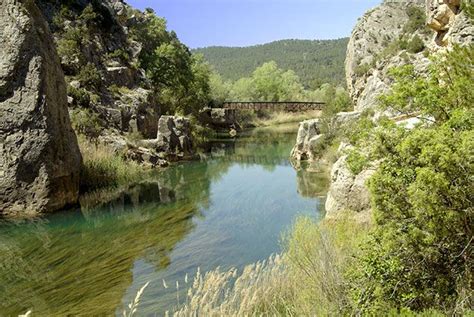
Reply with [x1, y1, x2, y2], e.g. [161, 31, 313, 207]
[193, 38, 349, 87]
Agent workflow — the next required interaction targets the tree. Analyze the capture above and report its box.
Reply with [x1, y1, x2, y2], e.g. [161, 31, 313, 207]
[352, 45, 474, 314]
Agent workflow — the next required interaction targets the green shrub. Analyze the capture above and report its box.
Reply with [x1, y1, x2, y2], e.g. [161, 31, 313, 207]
[407, 35, 425, 54]
[106, 49, 130, 64]
[346, 149, 370, 175]
[67, 86, 90, 108]
[56, 27, 83, 66]
[462, 0, 474, 20]
[351, 45, 474, 314]
[403, 5, 427, 34]
[77, 63, 101, 90]
[70, 108, 102, 140]
[354, 62, 371, 76]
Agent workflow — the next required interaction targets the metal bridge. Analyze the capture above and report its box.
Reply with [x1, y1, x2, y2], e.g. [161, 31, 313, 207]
[213, 101, 325, 112]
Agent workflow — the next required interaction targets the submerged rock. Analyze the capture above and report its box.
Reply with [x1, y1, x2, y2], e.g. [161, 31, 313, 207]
[0, 0, 82, 217]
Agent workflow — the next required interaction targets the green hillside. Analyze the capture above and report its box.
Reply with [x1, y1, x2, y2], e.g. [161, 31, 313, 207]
[193, 38, 349, 88]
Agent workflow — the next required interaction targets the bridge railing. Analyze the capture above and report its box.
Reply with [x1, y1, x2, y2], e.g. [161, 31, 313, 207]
[211, 101, 325, 111]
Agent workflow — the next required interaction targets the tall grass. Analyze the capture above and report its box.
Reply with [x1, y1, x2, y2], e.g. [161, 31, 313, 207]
[171, 216, 368, 316]
[78, 137, 147, 192]
[252, 110, 322, 127]
[174, 255, 293, 316]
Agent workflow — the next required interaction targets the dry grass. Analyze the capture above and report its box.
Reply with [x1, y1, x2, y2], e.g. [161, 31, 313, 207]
[169, 216, 368, 316]
[173, 255, 294, 317]
[79, 137, 147, 192]
[252, 110, 321, 127]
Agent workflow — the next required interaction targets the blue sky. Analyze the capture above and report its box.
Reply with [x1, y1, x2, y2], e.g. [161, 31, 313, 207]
[126, 0, 382, 48]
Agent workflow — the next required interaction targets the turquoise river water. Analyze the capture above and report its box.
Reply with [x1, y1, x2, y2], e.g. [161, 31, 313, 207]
[0, 124, 329, 316]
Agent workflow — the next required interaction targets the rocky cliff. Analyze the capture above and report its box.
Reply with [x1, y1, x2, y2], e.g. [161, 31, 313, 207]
[0, 0, 82, 217]
[35, 0, 161, 140]
[325, 0, 472, 219]
[346, 0, 473, 113]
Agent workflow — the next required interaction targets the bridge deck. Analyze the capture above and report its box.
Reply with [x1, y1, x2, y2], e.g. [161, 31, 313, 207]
[216, 101, 325, 111]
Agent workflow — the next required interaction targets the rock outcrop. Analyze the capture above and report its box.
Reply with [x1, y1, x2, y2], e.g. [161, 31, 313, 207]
[200, 107, 241, 133]
[346, 0, 473, 113]
[0, 0, 82, 217]
[322, 0, 473, 219]
[155, 116, 195, 161]
[345, 0, 429, 113]
[324, 153, 377, 221]
[290, 119, 322, 161]
[426, 0, 474, 46]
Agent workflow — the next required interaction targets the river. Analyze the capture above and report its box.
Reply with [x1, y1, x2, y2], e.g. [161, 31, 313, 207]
[0, 124, 329, 316]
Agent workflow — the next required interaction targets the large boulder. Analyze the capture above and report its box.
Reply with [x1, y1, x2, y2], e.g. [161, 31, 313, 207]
[199, 107, 241, 132]
[0, 0, 82, 217]
[325, 154, 376, 222]
[290, 119, 322, 161]
[155, 116, 195, 161]
[426, 0, 474, 46]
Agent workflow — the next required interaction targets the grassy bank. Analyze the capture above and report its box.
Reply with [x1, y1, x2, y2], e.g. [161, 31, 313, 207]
[238, 110, 321, 128]
[78, 137, 148, 193]
[123, 216, 368, 316]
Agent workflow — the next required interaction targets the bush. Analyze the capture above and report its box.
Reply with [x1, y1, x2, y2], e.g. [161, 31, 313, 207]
[56, 27, 83, 67]
[77, 63, 101, 90]
[78, 137, 146, 192]
[106, 49, 130, 64]
[346, 149, 369, 175]
[404, 5, 427, 34]
[351, 45, 474, 314]
[354, 62, 371, 76]
[70, 108, 102, 140]
[67, 86, 90, 108]
[407, 35, 425, 54]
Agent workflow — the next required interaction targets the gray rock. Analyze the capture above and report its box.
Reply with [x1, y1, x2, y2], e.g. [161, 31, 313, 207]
[156, 116, 195, 161]
[290, 119, 321, 161]
[426, 0, 473, 47]
[116, 88, 160, 138]
[200, 107, 241, 131]
[345, 1, 429, 113]
[105, 66, 137, 88]
[325, 155, 377, 219]
[0, 0, 82, 217]
[124, 146, 168, 168]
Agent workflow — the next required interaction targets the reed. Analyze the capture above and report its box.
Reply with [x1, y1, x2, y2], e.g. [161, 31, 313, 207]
[78, 137, 147, 192]
[252, 110, 321, 127]
[167, 216, 368, 316]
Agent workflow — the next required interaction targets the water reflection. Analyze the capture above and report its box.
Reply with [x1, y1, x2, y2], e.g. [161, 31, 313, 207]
[0, 124, 329, 316]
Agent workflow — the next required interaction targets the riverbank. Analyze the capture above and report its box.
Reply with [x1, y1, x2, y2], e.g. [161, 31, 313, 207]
[238, 110, 322, 128]
[0, 124, 329, 315]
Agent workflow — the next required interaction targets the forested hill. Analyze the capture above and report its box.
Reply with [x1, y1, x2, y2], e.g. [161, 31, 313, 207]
[193, 38, 349, 88]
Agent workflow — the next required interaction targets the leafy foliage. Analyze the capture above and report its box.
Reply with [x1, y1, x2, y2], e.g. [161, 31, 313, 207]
[403, 5, 428, 34]
[77, 63, 101, 90]
[194, 39, 349, 88]
[351, 45, 474, 314]
[70, 108, 102, 141]
[129, 9, 212, 116]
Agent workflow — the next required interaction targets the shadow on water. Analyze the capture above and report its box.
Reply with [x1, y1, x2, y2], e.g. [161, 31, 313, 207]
[0, 123, 329, 316]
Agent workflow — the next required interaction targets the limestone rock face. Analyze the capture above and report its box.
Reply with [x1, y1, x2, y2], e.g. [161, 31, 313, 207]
[325, 155, 376, 220]
[156, 116, 194, 161]
[199, 108, 241, 132]
[0, 0, 82, 217]
[426, 0, 474, 46]
[345, 1, 429, 113]
[290, 119, 322, 161]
